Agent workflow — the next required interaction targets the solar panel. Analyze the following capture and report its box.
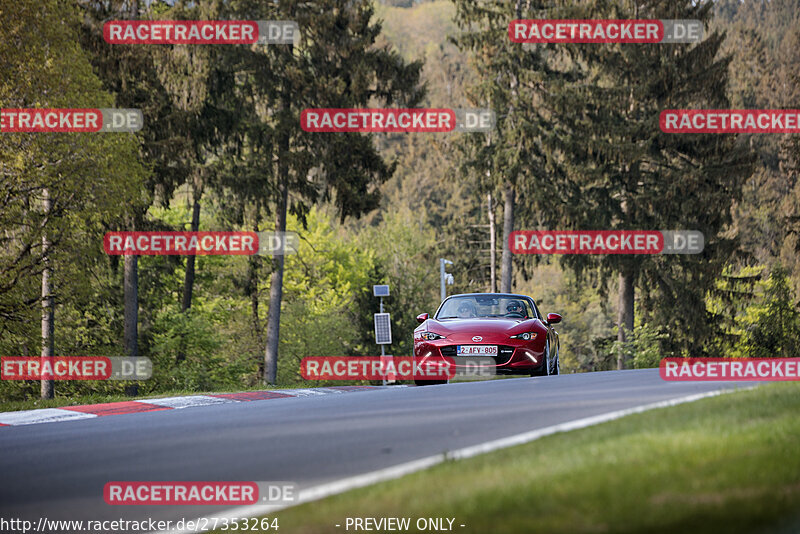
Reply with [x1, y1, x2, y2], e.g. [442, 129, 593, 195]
[373, 285, 390, 297]
[374, 313, 392, 344]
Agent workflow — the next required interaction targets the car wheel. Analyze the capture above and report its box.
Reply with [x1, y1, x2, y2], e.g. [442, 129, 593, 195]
[551, 346, 560, 375]
[531, 344, 550, 377]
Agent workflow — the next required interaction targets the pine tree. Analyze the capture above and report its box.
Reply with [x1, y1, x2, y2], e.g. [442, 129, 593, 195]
[543, 0, 755, 362]
[451, 0, 564, 293]
[211, 0, 425, 384]
[0, 0, 148, 397]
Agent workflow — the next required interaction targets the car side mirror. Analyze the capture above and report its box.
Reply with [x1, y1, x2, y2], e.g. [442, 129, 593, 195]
[546, 313, 562, 324]
[416, 313, 429, 324]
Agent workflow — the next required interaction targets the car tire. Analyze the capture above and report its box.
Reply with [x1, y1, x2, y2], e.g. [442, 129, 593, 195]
[551, 346, 560, 375]
[531, 344, 550, 377]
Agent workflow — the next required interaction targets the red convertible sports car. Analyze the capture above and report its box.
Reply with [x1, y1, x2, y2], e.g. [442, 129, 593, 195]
[413, 293, 561, 385]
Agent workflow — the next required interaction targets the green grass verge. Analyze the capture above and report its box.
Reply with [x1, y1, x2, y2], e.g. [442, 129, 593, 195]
[265, 382, 800, 534]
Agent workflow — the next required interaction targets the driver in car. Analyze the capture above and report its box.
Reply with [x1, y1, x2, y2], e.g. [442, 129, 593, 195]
[506, 300, 525, 317]
[457, 301, 478, 318]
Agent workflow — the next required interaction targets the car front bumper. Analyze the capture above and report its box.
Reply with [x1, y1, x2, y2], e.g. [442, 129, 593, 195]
[413, 339, 546, 375]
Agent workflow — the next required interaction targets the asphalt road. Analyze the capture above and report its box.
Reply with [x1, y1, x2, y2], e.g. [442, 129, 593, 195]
[0, 369, 753, 528]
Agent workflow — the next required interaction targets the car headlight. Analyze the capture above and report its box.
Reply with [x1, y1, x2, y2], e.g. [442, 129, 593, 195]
[510, 332, 538, 340]
[418, 331, 445, 341]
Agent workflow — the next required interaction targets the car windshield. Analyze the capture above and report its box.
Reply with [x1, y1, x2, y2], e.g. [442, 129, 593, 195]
[437, 296, 534, 319]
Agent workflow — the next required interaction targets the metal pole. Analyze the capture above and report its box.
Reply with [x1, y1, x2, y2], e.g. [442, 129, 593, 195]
[440, 259, 446, 301]
[381, 342, 386, 386]
[488, 192, 496, 293]
[380, 296, 386, 386]
[487, 115, 496, 293]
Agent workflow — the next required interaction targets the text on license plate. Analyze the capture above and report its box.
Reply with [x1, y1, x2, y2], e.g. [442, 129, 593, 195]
[457, 345, 498, 356]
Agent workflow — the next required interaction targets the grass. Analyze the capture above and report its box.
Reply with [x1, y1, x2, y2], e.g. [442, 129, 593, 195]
[263, 382, 800, 534]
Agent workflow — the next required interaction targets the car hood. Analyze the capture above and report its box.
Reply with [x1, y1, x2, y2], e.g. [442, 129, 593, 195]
[427, 318, 538, 335]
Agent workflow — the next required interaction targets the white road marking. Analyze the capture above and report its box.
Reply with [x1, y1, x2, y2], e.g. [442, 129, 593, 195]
[136, 395, 236, 409]
[155, 387, 751, 534]
[0, 408, 96, 426]
[273, 389, 330, 397]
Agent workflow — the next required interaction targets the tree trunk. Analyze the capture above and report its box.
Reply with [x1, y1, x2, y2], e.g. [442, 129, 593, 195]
[125, 0, 140, 398]
[488, 192, 496, 293]
[263, 181, 288, 385]
[250, 267, 261, 337]
[248, 253, 262, 339]
[246, 219, 264, 378]
[263, 65, 292, 385]
[124, 253, 139, 395]
[617, 266, 635, 370]
[40, 189, 54, 400]
[500, 183, 515, 292]
[181, 193, 201, 312]
[500, 0, 521, 295]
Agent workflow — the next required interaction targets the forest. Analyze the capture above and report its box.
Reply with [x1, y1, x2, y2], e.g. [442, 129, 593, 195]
[1, 0, 799, 403]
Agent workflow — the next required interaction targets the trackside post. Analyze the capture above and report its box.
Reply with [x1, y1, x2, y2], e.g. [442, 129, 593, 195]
[373, 285, 392, 385]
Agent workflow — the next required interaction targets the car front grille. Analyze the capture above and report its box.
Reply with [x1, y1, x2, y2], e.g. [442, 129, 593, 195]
[440, 345, 514, 365]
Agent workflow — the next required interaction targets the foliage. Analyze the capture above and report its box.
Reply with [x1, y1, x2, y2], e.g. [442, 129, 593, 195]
[0, 0, 148, 348]
[277, 208, 379, 385]
[355, 207, 441, 357]
[3, 0, 800, 404]
[541, 0, 754, 357]
[732, 266, 800, 358]
[619, 324, 671, 369]
[517, 261, 617, 373]
[713, 0, 800, 294]
[147, 305, 247, 392]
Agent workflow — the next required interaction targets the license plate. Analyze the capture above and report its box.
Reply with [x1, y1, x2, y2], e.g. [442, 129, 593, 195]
[457, 345, 498, 356]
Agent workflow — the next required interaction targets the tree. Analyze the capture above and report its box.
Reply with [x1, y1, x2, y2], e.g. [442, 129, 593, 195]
[451, 0, 563, 293]
[542, 0, 754, 364]
[209, 0, 424, 384]
[0, 0, 147, 397]
[141, 1, 245, 315]
[80, 0, 241, 386]
[713, 0, 800, 294]
[734, 266, 800, 358]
